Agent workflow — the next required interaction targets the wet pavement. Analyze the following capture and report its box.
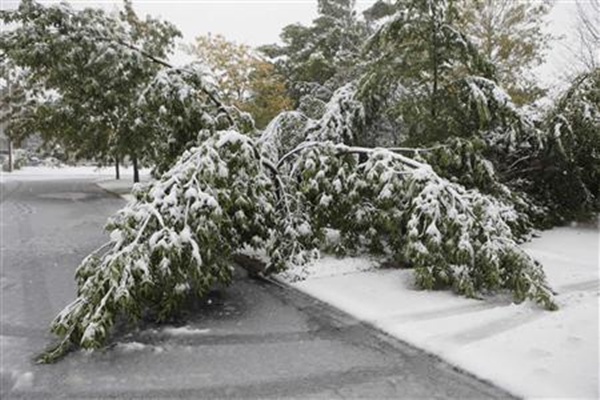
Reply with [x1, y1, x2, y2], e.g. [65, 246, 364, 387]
[0, 178, 515, 398]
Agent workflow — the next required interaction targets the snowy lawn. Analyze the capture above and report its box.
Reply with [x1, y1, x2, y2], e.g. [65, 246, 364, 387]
[279, 225, 599, 399]
[0, 165, 149, 183]
[1, 166, 151, 201]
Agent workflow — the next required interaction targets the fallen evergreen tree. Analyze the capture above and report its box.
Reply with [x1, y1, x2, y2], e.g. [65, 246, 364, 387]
[41, 126, 558, 362]
[43, 130, 279, 361]
[41, 73, 592, 360]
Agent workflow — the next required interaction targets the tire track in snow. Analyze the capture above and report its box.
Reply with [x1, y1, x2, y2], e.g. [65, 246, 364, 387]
[557, 279, 599, 294]
[379, 302, 499, 325]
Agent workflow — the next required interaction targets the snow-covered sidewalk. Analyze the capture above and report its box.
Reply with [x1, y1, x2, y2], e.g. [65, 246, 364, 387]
[95, 171, 151, 202]
[280, 225, 599, 399]
[1, 166, 151, 201]
[0, 166, 118, 182]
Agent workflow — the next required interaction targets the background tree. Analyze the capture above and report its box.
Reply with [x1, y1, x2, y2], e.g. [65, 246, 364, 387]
[0, 0, 187, 181]
[454, 0, 554, 105]
[183, 34, 293, 129]
[240, 61, 294, 128]
[537, 68, 600, 221]
[260, 0, 368, 104]
[0, 61, 117, 168]
[359, 0, 496, 146]
[183, 34, 255, 104]
[0, 64, 36, 165]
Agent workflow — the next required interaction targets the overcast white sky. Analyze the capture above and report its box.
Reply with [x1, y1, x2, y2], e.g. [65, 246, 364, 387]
[0, 0, 590, 90]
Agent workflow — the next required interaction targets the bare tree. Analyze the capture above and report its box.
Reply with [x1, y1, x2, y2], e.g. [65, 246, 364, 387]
[575, 0, 599, 70]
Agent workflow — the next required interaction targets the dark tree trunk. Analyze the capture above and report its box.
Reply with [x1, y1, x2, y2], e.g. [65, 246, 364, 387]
[7, 140, 13, 172]
[115, 157, 120, 180]
[431, 11, 439, 121]
[132, 156, 139, 183]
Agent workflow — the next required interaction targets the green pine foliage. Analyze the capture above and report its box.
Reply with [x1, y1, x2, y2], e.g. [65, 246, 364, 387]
[359, 0, 495, 146]
[42, 130, 277, 362]
[42, 128, 557, 362]
[416, 137, 544, 237]
[284, 142, 555, 308]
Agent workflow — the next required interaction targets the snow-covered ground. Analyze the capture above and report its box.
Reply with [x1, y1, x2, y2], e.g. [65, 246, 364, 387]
[280, 225, 599, 399]
[95, 172, 152, 201]
[0, 166, 151, 201]
[0, 165, 149, 183]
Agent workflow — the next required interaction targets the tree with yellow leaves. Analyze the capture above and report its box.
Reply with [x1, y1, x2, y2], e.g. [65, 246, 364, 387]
[455, 0, 555, 105]
[183, 34, 293, 128]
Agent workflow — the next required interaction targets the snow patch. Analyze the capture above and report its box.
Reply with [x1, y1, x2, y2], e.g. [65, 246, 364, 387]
[216, 130, 247, 148]
[278, 255, 377, 282]
[0, 166, 152, 184]
[114, 341, 164, 354]
[11, 371, 34, 390]
[162, 326, 211, 336]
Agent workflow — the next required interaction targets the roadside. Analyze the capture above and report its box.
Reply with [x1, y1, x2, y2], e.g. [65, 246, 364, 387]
[0, 165, 152, 204]
[0, 166, 150, 185]
[95, 170, 151, 202]
[0, 166, 116, 183]
[277, 224, 599, 399]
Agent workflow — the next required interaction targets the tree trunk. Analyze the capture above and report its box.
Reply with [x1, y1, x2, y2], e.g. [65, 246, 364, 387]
[7, 140, 13, 172]
[431, 12, 439, 121]
[132, 156, 139, 183]
[115, 157, 120, 180]
[6, 70, 13, 172]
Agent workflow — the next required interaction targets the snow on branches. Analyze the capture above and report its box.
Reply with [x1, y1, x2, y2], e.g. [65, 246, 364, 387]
[41, 68, 564, 361]
[42, 130, 277, 362]
[42, 124, 557, 361]
[305, 82, 365, 144]
[135, 62, 247, 174]
[259, 111, 310, 162]
[259, 82, 363, 162]
[540, 69, 600, 219]
[283, 142, 555, 308]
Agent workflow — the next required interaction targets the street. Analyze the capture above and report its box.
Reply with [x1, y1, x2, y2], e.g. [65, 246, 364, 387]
[0, 177, 514, 399]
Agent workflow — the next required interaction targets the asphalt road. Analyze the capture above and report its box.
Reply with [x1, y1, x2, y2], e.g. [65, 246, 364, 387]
[0, 177, 515, 399]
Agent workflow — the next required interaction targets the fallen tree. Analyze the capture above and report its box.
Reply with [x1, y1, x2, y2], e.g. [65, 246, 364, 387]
[41, 127, 557, 363]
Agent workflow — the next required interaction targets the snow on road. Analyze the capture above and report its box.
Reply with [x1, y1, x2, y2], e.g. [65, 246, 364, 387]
[282, 225, 599, 399]
[161, 326, 211, 336]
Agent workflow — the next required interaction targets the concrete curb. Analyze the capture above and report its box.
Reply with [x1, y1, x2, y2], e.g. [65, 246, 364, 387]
[95, 179, 136, 202]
